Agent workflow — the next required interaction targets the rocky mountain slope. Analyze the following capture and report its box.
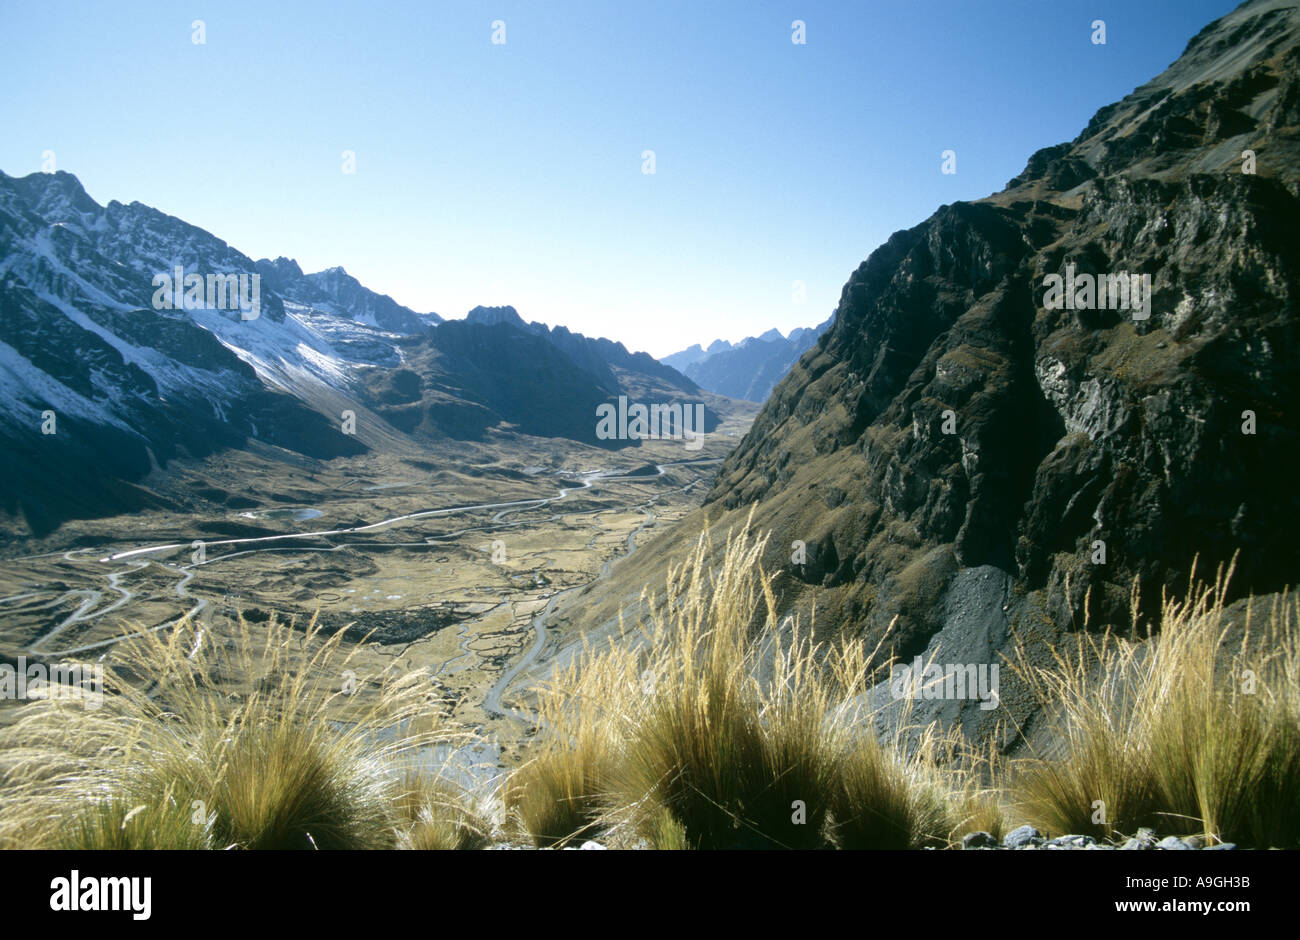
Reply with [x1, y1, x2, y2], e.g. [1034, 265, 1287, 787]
[663, 317, 833, 402]
[467, 305, 699, 395]
[557, 0, 1300, 746]
[0, 172, 712, 536]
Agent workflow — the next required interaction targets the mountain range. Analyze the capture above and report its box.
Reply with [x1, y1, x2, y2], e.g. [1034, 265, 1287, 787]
[0, 172, 709, 535]
[661, 316, 833, 402]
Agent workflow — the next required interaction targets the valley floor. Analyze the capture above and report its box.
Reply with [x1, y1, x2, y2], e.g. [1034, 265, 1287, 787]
[0, 402, 758, 772]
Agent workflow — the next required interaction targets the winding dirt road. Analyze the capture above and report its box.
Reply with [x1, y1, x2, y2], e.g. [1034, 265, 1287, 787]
[8, 460, 718, 712]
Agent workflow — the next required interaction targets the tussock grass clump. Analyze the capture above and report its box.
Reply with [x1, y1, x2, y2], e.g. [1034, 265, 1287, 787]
[952, 784, 1008, 844]
[644, 806, 690, 850]
[505, 746, 607, 847]
[604, 527, 841, 848]
[395, 772, 491, 851]
[505, 624, 628, 846]
[0, 614, 471, 850]
[517, 516, 970, 849]
[945, 737, 1009, 844]
[828, 723, 964, 849]
[57, 792, 213, 851]
[1011, 564, 1300, 847]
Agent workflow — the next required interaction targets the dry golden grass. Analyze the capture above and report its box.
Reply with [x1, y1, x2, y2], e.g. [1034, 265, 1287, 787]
[0, 614, 477, 850]
[829, 719, 985, 849]
[8, 527, 1293, 852]
[513, 514, 977, 849]
[394, 771, 491, 850]
[1010, 563, 1300, 847]
[504, 610, 629, 846]
[54, 791, 214, 850]
[603, 524, 843, 848]
[505, 748, 604, 847]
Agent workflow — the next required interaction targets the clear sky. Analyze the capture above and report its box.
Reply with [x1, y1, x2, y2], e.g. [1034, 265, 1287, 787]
[1, 0, 1240, 358]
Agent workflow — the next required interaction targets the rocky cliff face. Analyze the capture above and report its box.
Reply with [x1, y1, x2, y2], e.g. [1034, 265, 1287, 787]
[703, 0, 1300, 659]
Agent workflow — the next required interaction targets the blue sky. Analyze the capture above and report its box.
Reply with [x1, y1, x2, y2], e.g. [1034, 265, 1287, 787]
[1, 0, 1239, 357]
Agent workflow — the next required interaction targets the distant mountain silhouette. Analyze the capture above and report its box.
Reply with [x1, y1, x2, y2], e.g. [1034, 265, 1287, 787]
[662, 316, 833, 402]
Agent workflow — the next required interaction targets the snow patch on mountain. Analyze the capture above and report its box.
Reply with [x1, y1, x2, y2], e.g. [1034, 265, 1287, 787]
[0, 337, 140, 434]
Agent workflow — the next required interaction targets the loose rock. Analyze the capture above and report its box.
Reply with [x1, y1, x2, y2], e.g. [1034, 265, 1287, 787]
[1003, 825, 1044, 849]
[962, 831, 998, 849]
